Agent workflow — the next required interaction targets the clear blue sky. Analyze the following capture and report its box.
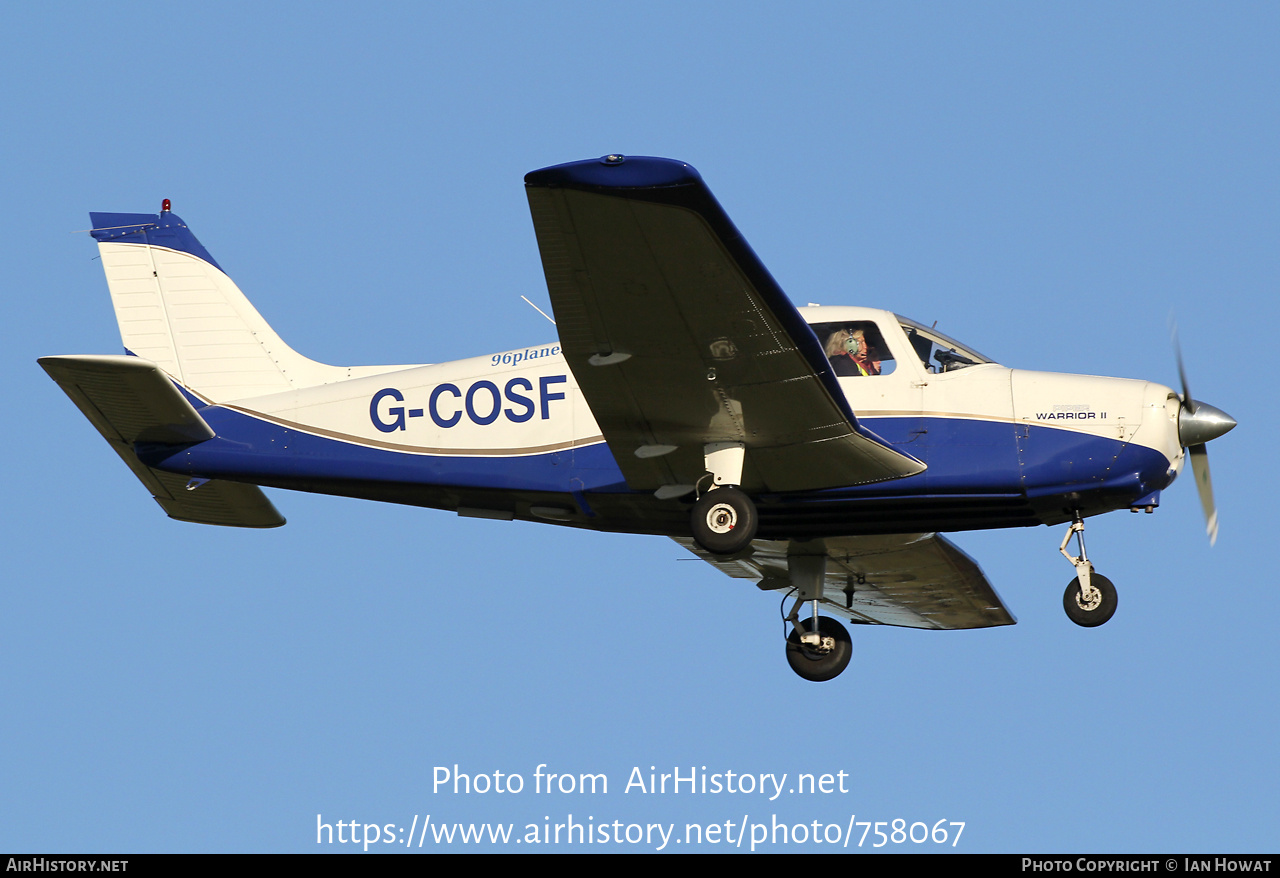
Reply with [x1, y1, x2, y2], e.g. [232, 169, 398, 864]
[4, 2, 1275, 852]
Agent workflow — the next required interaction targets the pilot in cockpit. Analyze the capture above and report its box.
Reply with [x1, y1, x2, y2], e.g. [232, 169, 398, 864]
[824, 327, 881, 377]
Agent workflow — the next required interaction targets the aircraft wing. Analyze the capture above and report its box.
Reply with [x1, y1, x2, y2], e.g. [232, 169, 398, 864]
[524, 156, 925, 493]
[40, 355, 285, 528]
[674, 534, 1016, 629]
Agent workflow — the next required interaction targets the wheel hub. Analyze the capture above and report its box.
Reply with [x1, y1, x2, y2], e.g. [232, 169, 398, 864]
[799, 634, 836, 657]
[1075, 586, 1102, 611]
[706, 503, 737, 533]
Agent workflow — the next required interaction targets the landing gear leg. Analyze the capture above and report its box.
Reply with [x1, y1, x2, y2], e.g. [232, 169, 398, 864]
[1059, 511, 1118, 627]
[782, 551, 852, 682]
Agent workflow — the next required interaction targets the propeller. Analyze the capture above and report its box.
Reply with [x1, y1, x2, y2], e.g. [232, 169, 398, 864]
[1170, 324, 1237, 545]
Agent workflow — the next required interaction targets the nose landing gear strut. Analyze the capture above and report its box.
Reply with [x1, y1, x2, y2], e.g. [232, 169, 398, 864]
[1059, 511, 1118, 627]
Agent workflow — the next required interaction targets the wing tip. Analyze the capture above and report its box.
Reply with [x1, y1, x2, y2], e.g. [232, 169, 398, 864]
[524, 155, 700, 190]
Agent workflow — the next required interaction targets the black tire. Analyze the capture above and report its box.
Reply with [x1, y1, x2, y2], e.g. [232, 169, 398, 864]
[1063, 571, 1118, 627]
[785, 616, 852, 682]
[690, 487, 758, 555]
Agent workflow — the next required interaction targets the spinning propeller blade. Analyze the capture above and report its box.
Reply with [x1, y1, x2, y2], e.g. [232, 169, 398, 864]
[1188, 445, 1219, 546]
[1170, 321, 1235, 545]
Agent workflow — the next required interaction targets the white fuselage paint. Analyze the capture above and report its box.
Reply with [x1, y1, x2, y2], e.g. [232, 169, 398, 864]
[221, 305, 1183, 484]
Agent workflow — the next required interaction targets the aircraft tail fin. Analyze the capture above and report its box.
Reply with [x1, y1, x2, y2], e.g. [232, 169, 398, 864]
[39, 354, 285, 528]
[90, 205, 352, 402]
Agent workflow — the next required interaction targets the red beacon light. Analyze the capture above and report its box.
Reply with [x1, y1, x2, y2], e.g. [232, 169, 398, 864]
[161, 199, 171, 212]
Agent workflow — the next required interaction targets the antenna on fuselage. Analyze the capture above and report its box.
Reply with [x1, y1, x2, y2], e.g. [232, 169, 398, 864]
[521, 295, 557, 326]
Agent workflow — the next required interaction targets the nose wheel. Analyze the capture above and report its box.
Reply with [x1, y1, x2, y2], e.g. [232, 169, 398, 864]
[1064, 570, 1117, 627]
[1059, 512, 1118, 627]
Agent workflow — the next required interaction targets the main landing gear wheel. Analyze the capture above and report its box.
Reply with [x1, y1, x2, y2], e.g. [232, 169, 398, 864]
[690, 487, 757, 555]
[1063, 571, 1117, 627]
[785, 616, 852, 682]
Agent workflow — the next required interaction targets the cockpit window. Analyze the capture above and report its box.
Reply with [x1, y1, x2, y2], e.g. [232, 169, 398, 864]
[896, 315, 995, 373]
[809, 321, 896, 377]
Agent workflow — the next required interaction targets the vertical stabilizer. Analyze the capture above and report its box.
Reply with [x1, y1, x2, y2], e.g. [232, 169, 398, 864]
[90, 206, 351, 401]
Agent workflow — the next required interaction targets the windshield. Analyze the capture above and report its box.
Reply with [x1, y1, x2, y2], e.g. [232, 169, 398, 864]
[896, 315, 996, 373]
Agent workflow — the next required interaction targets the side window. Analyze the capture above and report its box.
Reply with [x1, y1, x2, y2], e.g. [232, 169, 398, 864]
[809, 321, 896, 377]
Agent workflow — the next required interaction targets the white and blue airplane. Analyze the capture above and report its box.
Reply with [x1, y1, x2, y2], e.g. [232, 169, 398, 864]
[41, 155, 1235, 681]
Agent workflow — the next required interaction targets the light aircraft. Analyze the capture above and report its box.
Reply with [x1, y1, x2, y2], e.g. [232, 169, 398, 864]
[40, 155, 1236, 681]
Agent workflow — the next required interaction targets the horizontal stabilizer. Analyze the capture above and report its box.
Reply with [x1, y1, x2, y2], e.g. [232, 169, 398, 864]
[40, 355, 214, 444]
[39, 355, 285, 528]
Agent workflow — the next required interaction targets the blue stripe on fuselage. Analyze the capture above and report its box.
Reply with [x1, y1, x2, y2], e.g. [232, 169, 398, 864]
[134, 403, 630, 493]
[855, 415, 1173, 501]
[133, 403, 1172, 507]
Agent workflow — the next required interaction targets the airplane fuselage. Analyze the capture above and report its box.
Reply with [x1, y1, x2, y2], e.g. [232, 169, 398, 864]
[135, 306, 1184, 539]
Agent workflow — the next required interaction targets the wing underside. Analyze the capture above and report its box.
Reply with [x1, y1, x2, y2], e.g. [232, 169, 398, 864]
[675, 533, 1016, 629]
[525, 157, 924, 494]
